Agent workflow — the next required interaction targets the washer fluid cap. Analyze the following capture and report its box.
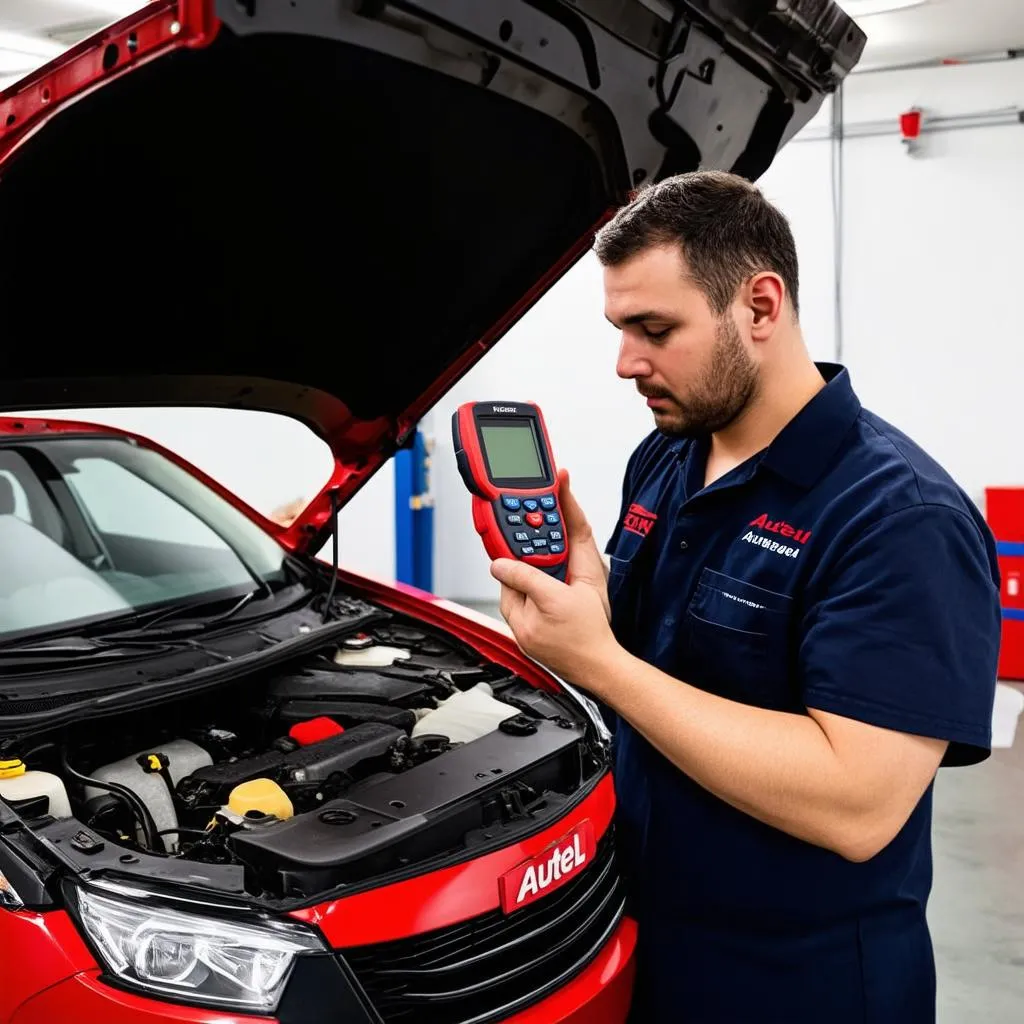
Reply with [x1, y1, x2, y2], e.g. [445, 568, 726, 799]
[0, 759, 25, 779]
[228, 778, 294, 821]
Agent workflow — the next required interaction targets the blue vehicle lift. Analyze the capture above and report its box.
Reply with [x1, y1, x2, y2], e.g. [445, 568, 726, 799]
[394, 425, 434, 592]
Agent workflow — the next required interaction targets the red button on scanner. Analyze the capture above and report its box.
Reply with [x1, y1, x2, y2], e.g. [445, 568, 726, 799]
[525, 511, 544, 528]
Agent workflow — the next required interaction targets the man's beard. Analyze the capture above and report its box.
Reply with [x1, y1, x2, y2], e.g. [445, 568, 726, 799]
[642, 316, 758, 438]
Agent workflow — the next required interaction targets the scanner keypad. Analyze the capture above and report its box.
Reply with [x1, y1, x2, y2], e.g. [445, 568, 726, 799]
[497, 494, 566, 558]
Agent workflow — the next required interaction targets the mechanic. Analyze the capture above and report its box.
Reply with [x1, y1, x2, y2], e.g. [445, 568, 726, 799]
[490, 171, 1001, 1023]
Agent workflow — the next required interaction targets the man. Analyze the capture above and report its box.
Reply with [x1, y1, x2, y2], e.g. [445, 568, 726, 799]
[491, 171, 1000, 1023]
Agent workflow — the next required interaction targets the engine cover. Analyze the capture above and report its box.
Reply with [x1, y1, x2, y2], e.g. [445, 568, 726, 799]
[268, 669, 436, 707]
[228, 718, 586, 895]
[177, 723, 403, 807]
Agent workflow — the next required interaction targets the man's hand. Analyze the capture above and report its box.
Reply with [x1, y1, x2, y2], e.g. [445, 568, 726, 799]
[491, 470, 618, 682]
[556, 469, 611, 619]
[269, 497, 307, 528]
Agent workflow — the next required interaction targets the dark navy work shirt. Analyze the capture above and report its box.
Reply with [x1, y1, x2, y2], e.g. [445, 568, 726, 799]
[605, 364, 1000, 1024]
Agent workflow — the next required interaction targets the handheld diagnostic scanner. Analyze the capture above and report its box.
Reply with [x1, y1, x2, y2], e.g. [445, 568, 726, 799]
[452, 402, 568, 581]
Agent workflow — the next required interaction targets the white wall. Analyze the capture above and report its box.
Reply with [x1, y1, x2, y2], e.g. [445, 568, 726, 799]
[838, 60, 1024, 502]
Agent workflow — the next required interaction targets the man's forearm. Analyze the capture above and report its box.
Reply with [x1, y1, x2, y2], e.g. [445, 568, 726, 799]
[585, 647, 902, 860]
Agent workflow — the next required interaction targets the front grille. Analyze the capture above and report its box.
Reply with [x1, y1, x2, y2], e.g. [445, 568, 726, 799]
[343, 831, 624, 1024]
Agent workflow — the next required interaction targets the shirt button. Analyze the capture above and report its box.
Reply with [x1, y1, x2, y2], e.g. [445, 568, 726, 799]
[679, 540, 689, 551]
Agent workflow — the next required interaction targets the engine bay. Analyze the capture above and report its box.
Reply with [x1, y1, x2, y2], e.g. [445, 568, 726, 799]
[1, 612, 606, 904]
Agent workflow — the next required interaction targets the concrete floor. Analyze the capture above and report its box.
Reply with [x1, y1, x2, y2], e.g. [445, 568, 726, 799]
[931, 723, 1024, 1022]
[462, 600, 1024, 1021]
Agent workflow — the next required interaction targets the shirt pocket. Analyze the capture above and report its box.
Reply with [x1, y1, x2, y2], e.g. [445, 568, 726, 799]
[607, 552, 640, 648]
[684, 567, 794, 707]
[607, 554, 635, 600]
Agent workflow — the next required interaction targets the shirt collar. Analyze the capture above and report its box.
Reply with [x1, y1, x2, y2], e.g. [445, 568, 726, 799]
[759, 363, 862, 490]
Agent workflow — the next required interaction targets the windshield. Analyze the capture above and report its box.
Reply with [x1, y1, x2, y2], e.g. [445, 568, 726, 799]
[0, 436, 290, 640]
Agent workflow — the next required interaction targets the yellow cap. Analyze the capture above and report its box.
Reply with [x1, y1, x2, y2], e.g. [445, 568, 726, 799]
[147, 754, 162, 771]
[227, 778, 293, 821]
[0, 759, 26, 780]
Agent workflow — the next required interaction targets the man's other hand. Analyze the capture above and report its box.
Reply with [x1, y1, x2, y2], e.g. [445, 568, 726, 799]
[270, 497, 307, 528]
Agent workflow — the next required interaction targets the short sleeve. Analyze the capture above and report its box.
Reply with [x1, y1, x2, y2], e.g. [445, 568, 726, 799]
[605, 432, 659, 555]
[800, 505, 1001, 766]
[606, 438, 647, 552]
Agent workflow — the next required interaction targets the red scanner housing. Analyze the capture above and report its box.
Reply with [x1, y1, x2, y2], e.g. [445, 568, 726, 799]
[453, 402, 569, 581]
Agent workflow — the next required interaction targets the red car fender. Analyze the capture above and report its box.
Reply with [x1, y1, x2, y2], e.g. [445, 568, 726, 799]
[0, 908, 97, 1022]
[9, 970, 275, 1024]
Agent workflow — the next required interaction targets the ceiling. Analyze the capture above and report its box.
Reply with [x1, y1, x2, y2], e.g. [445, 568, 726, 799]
[0, 1, 141, 90]
[843, 0, 1024, 69]
[1, 1, 1023, 89]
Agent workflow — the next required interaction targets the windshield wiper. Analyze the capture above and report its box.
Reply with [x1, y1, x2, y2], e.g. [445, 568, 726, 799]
[0, 636, 197, 662]
[100, 588, 262, 640]
[0, 581, 313, 659]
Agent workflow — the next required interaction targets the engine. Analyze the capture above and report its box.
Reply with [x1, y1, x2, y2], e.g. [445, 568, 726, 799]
[13, 618, 600, 900]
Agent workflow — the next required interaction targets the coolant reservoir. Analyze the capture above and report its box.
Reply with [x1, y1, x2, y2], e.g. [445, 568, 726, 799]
[227, 778, 293, 821]
[0, 759, 72, 819]
[334, 644, 411, 668]
[85, 739, 212, 852]
[411, 683, 519, 744]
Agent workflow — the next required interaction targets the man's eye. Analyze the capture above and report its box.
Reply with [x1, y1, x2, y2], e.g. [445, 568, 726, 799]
[643, 326, 671, 341]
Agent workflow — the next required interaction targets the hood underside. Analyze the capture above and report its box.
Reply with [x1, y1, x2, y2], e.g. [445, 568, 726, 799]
[0, 0, 864, 521]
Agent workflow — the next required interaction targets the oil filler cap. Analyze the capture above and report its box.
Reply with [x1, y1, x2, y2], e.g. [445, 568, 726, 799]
[289, 716, 344, 746]
[499, 715, 539, 736]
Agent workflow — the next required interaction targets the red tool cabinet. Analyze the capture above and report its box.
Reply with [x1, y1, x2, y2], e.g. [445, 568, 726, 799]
[986, 488, 1024, 681]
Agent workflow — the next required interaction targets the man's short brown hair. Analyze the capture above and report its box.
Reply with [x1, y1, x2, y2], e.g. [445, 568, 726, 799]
[593, 170, 800, 316]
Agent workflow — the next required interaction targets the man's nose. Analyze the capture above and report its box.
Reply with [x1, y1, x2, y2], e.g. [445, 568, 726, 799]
[616, 336, 651, 380]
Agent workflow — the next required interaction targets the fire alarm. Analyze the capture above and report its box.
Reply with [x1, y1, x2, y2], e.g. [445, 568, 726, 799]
[900, 108, 924, 154]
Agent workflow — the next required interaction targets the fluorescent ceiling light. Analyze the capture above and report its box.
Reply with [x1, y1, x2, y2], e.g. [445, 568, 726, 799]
[838, 0, 930, 15]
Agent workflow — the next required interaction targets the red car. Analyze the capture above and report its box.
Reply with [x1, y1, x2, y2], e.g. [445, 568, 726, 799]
[0, 3, 861, 1022]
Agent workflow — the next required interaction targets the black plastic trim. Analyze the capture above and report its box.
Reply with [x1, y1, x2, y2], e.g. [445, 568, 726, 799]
[278, 954, 380, 1024]
[0, 606, 385, 737]
[524, 0, 602, 89]
[270, 766, 608, 914]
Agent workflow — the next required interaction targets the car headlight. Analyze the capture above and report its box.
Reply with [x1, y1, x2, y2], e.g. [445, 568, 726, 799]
[69, 882, 324, 1012]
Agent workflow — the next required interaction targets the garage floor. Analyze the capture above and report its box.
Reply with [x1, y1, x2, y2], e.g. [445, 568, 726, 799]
[931, 712, 1024, 1022]
[462, 601, 1024, 1022]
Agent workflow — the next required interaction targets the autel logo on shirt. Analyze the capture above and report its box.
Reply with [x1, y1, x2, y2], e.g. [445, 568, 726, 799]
[499, 820, 595, 913]
[623, 503, 658, 537]
[742, 513, 812, 559]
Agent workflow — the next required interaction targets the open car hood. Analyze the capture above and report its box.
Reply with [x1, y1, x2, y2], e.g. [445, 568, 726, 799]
[0, 0, 863, 552]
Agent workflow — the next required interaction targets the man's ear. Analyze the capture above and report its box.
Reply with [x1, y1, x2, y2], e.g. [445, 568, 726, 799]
[747, 272, 786, 341]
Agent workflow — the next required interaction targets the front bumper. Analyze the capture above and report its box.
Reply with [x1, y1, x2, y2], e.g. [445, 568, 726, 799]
[5, 776, 635, 1024]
